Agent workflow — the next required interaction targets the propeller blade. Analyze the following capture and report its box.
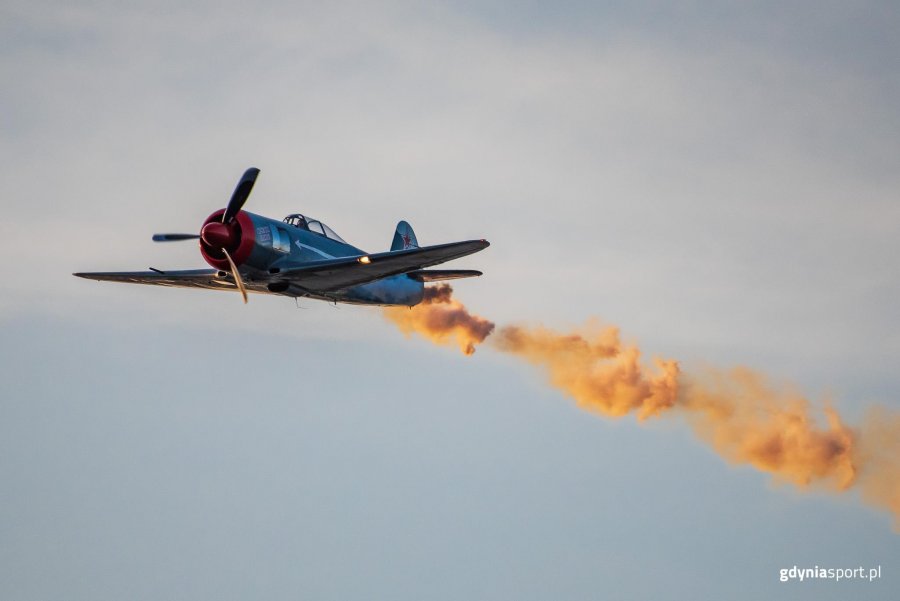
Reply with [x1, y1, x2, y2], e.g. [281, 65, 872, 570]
[222, 167, 260, 224]
[152, 233, 201, 242]
[221, 248, 248, 304]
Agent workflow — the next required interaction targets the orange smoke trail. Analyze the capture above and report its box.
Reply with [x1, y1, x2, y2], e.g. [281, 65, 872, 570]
[493, 323, 680, 420]
[383, 285, 900, 529]
[678, 367, 857, 491]
[383, 284, 495, 355]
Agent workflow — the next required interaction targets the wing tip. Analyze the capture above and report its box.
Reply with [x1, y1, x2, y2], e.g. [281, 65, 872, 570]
[73, 272, 109, 282]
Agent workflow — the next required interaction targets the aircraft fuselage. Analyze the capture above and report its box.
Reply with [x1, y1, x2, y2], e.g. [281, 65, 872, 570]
[201, 210, 425, 306]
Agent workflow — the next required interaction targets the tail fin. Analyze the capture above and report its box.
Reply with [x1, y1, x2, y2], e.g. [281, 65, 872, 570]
[391, 220, 419, 251]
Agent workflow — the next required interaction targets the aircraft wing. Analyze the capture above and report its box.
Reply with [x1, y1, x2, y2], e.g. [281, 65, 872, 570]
[74, 239, 488, 295]
[72, 269, 259, 293]
[277, 239, 489, 292]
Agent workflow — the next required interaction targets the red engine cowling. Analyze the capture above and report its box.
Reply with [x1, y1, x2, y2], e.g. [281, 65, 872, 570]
[199, 209, 256, 270]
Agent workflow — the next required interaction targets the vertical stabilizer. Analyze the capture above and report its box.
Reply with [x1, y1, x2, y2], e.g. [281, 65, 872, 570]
[391, 220, 419, 251]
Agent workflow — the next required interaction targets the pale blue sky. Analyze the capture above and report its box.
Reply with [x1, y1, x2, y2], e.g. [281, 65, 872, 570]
[1, 1, 898, 599]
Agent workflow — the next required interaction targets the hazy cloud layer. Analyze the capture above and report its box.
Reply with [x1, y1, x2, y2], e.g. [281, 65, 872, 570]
[1, 2, 898, 599]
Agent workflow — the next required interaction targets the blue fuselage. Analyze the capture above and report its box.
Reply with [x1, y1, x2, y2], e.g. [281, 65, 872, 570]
[225, 212, 424, 306]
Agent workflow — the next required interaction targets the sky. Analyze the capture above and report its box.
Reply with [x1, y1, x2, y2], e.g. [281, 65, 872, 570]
[1, 1, 898, 599]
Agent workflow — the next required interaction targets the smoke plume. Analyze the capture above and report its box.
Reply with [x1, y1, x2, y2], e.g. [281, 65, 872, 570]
[383, 285, 900, 530]
[383, 284, 495, 355]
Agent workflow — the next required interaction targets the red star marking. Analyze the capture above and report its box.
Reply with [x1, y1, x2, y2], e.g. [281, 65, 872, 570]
[402, 232, 412, 247]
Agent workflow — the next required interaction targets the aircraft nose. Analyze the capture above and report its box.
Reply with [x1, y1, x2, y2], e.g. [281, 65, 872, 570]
[201, 221, 235, 248]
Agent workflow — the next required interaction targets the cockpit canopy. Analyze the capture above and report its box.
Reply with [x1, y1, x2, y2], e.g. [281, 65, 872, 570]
[282, 213, 347, 244]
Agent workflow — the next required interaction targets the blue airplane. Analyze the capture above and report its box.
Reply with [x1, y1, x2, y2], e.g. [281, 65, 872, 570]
[75, 168, 489, 306]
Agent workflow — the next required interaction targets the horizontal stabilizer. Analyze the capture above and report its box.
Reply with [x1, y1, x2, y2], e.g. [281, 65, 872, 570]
[406, 269, 483, 282]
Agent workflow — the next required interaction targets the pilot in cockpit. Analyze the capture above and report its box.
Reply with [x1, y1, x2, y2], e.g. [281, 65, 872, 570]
[284, 214, 307, 229]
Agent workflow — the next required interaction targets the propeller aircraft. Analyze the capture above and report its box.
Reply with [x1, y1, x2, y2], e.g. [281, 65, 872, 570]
[75, 168, 489, 306]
